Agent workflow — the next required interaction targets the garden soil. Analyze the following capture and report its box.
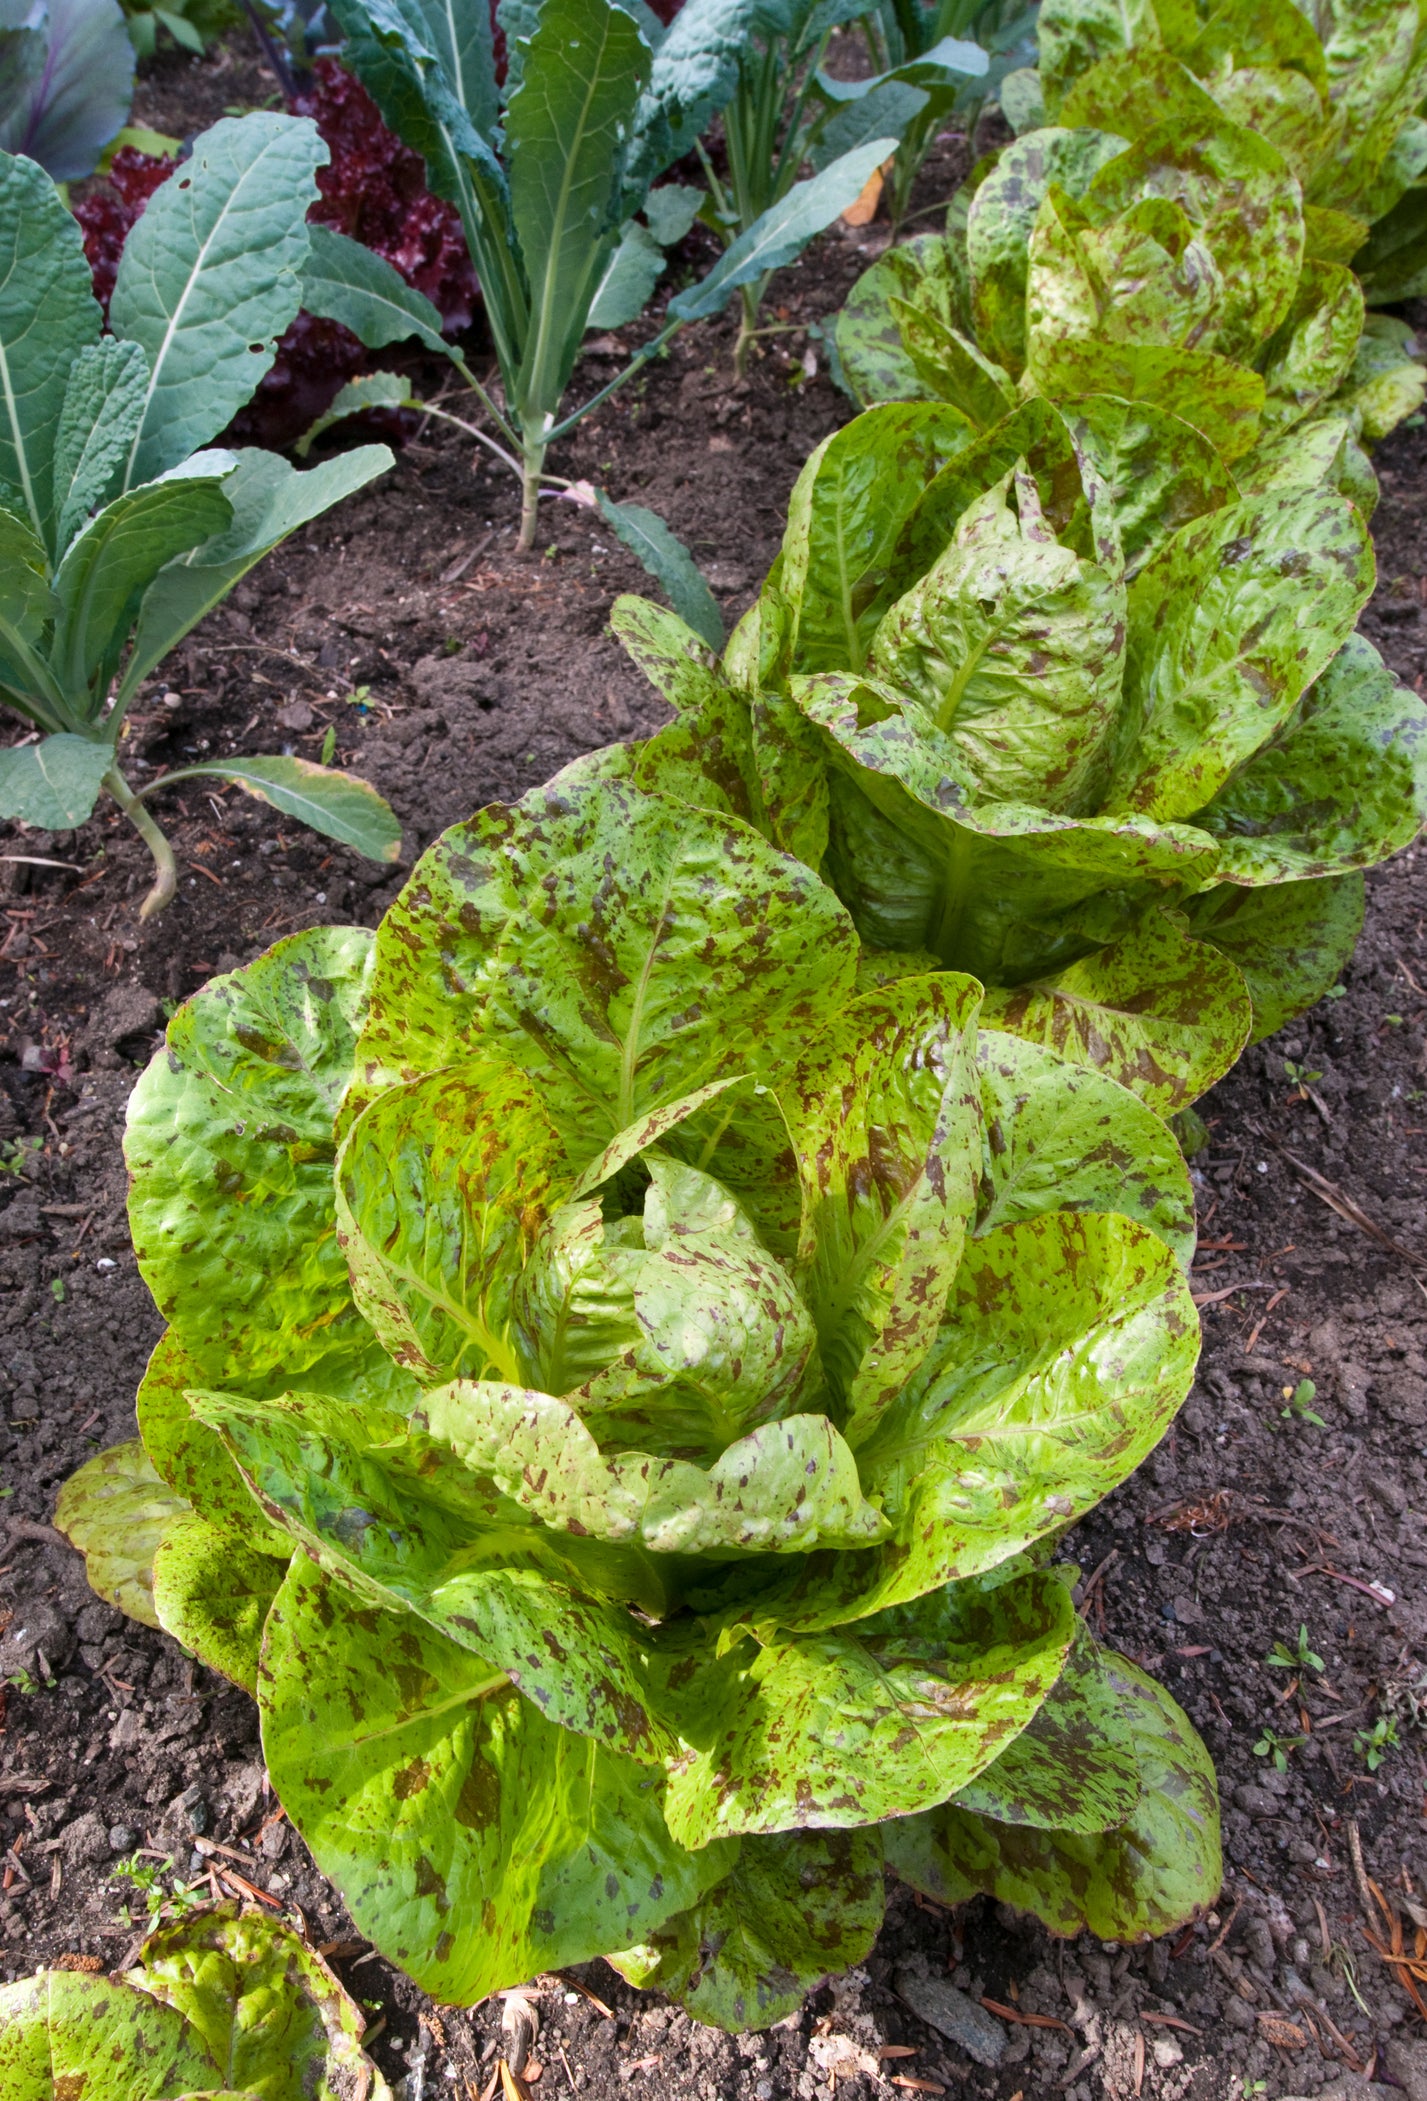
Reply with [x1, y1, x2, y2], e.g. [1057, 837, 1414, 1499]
[2, 36, 1427, 2101]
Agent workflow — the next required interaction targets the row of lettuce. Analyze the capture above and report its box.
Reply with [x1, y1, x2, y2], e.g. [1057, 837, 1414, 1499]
[11, 0, 1427, 2051]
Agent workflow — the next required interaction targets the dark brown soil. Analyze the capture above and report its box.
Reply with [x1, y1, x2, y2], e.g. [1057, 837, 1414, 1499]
[2, 34, 1425, 2101]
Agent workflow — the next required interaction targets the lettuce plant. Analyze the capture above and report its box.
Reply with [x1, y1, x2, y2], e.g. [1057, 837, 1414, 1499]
[0, 1903, 390, 2098]
[834, 96, 1426, 487]
[614, 397, 1427, 1114]
[298, 0, 899, 549]
[1025, 0, 1427, 305]
[59, 769, 1219, 2025]
[646, 0, 987, 370]
[0, 119, 399, 915]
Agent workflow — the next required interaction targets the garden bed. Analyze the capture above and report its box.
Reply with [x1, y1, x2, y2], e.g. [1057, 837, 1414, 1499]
[0, 33, 1425, 2101]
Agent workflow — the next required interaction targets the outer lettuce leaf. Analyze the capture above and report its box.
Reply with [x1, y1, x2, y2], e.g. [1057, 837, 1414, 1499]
[150, 1512, 287, 1693]
[54, 1439, 189, 1630]
[885, 1652, 1222, 1939]
[1185, 872, 1365, 1041]
[125, 926, 376, 1378]
[660, 1568, 1077, 1843]
[980, 908, 1253, 1113]
[259, 1557, 733, 2005]
[608, 1829, 885, 2032]
[133, 1904, 391, 2101]
[973, 1031, 1196, 1266]
[1109, 484, 1374, 821]
[0, 1969, 220, 2101]
[1194, 633, 1427, 883]
[950, 1626, 1142, 1831]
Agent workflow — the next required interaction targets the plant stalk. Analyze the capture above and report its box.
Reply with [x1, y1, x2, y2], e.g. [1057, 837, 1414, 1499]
[518, 440, 548, 553]
[104, 764, 177, 919]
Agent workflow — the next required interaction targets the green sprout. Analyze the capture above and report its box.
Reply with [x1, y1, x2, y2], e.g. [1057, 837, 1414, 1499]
[1354, 1716, 1400, 1771]
[1253, 1726, 1304, 1772]
[1266, 1626, 1324, 1674]
[1281, 1380, 1326, 1426]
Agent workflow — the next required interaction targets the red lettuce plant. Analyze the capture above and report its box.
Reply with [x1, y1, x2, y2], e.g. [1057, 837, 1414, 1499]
[74, 58, 478, 447]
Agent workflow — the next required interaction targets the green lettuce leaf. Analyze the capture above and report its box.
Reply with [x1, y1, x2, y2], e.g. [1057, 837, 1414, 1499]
[0, 1969, 221, 2101]
[150, 1513, 287, 1692]
[608, 1828, 885, 2032]
[661, 1567, 1077, 1843]
[54, 1439, 189, 1630]
[950, 1626, 1142, 1831]
[133, 1903, 390, 2101]
[1184, 872, 1365, 1041]
[125, 925, 376, 1377]
[259, 1556, 732, 2004]
[885, 1651, 1222, 1939]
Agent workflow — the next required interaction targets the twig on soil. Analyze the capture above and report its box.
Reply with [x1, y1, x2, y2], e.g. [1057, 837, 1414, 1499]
[1289, 1565, 1395, 1609]
[1207, 1895, 1241, 1955]
[1268, 1142, 1426, 1270]
[1347, 1820, 1389, 1937]
[1139, 2012, 1203, 2035]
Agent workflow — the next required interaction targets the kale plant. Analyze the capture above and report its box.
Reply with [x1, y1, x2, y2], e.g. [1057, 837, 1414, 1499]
[834, 94, 1425, 488]
[641, 0, 987, 369]
[0, 119, 399, 914]
[59, 770, 1219, 2024]
[1024, 0, 1427, 306]
[614, 396, 1427, 1113]
[0, 1903, 390, 2098]
[299, 0, 900, 549]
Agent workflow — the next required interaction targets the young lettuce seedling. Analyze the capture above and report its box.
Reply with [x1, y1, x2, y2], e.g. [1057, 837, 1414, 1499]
[297, 0, 910, 559]
[0, 119, 399, 916]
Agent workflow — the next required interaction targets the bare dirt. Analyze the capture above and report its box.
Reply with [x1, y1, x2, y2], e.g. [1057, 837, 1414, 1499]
[1, 33, 1425, 2101]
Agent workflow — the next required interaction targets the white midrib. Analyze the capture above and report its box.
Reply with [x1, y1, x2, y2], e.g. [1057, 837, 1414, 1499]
[0, 331, 43, 541]
[525, 21, 616, 409]
[121, 139, 282, 491]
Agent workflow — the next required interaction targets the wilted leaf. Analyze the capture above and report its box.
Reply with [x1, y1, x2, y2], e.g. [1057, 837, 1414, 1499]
[54, 1438, 189, 1629]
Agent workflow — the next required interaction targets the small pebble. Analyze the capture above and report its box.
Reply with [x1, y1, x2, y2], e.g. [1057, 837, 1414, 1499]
[108, 1825, 137, 1853]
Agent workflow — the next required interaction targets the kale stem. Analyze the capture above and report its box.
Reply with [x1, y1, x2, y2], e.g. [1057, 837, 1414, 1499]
[104, 765, 177, 919]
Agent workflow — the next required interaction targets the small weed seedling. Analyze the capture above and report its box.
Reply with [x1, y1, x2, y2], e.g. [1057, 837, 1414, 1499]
[1281, 1380, 1326, 1427]
[1267, 1626, 1325, 1674]
[1354, 1716, 1400, 1771]
[1253, 1726, 1304, 1773]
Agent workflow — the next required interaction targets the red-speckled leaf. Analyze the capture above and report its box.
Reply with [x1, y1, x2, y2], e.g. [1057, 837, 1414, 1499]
[341, 780, 859, 1161]
[0, 1969, 220, 2101]
[608, 1828, 885, 2032]
[980, 907, 1252, 1113]
[417, 1380, 888, 1557]
[661, 1567, 1077, 1844]
[885, 1651, 1222, 1938]
[1109, 485, 1375, 822]
[740, 1209, 1197, 1634]
[974, 1031, 1197, 1266]
[1184, 872, 1365, 1042]
[259, 1557, 730, 2005]
[781, 975, 983, 1437]
[950, 1626, 1141, 1829]
[1193, 633, 1427, 883]
[336, 1062, 561, 1385]
[125, 925, 376, 1378]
